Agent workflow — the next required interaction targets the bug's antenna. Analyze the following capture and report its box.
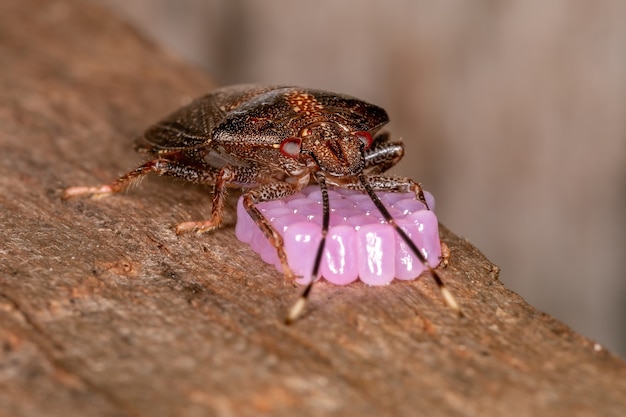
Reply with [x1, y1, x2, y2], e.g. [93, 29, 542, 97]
[358, 174, 463, 317]
[285, 171, 330, 324]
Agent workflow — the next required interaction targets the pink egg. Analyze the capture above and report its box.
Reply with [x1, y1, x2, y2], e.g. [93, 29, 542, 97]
[321, 225, 359, 285]
[283, 222, 323, 285]
[356, 223, 396, 286]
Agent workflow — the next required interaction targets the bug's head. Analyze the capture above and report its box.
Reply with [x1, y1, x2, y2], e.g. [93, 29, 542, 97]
[279, 122, 373, 176]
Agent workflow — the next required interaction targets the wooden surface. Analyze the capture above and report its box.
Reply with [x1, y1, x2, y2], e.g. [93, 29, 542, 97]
[1, 0, 625, 416]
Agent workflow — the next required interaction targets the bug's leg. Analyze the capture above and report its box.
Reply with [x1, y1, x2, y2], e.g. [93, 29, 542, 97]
[174, 164, 279, 234]
[173, 165, 238, 234]
[440, 242, 450, 267]
[242, 182, 300, 281]
[362, 175, 456, 298]
[62, 158, 213, 199]
[341, 174, 430, 210]
[363, 132, 405, 175]
[63, 157, 233, 234]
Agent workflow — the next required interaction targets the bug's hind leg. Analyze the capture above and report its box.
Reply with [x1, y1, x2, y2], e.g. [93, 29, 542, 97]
[63, 157, 230, 234]
[63, 160, 154, 199]
[62, 158, 211, 199]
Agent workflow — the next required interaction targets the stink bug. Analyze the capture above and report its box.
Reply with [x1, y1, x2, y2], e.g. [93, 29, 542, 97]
[63, 84, 461, 322]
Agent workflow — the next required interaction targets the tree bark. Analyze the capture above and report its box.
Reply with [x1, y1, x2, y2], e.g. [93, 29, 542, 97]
[0, 0, 625, 416]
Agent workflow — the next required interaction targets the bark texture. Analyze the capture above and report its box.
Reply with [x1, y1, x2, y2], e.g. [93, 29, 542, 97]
[0, 1, 625, 416]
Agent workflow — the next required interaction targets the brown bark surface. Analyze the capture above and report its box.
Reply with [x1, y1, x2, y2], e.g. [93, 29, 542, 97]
[1, 1, 625, 416]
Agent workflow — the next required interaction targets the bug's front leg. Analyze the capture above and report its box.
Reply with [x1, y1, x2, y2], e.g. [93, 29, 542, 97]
[242, 182, 301, 281]
[340, 174, 430, 210]
[363, 132, 405, 175]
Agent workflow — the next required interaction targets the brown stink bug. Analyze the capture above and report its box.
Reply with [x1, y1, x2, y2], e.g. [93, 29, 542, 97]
[63, 84, 461, 322]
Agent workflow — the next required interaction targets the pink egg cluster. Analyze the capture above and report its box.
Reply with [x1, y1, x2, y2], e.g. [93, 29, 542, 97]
[235, 185, 442, 286]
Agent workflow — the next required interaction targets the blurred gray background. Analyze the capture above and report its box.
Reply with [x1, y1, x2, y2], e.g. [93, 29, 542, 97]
[95, 0, 626, 358]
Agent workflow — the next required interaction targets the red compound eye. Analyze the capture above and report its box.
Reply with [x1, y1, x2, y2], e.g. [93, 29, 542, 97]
[279, 137, 302, 158]
[354, 131, 373, 149]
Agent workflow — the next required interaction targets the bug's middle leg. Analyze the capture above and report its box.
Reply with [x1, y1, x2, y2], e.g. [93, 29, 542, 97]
[174, 165, 279, 235]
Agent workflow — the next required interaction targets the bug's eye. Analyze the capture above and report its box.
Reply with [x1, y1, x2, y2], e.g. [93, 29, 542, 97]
[279, 137, 302, 158]
[354, 131, 373, 149]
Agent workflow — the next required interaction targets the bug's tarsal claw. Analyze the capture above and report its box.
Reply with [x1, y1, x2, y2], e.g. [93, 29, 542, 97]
[282, 269, 296, 281]
[175, 220, 220, 235]
[439, 242, 451, 268]
[62, 185, 114, 200]
[277, 253, 296, 281]
[417, 188, 430, 210]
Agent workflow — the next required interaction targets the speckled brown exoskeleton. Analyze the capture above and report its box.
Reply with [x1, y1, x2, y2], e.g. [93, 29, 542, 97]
[63, 84, 460, 322]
